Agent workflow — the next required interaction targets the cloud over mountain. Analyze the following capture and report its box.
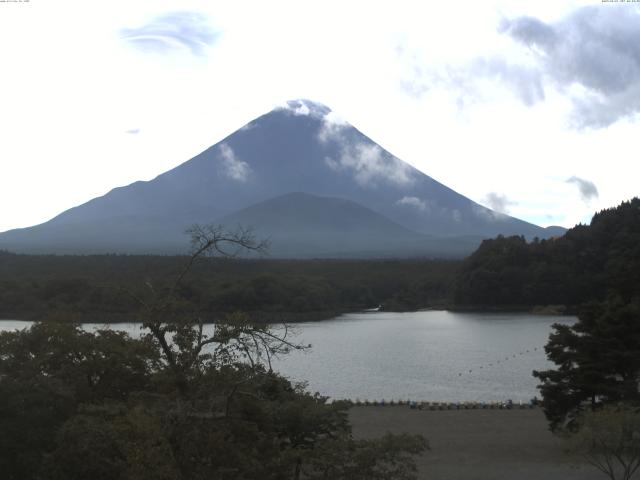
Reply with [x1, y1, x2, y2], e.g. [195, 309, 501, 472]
[279, 99, 332, 118]
[324, 143, 415, 188]
[483, 192, 516, 214]
[318, 112, 415, 188]
[218, 144, 251, 182]
[397, 196, 428, 211]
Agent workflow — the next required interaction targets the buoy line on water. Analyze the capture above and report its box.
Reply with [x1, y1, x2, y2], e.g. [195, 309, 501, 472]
[455, 345, 545, 378]
[336, 398, 539, 410]
[321, 344, 547, 410]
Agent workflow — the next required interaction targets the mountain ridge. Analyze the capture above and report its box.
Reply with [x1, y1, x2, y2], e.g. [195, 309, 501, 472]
[0, 99, 565, 257]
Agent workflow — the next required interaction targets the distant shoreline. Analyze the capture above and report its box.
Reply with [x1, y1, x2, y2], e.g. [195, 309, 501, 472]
[0, 304, 576, 324]
[0, 309, 346, 324]
[443, 304, 575, 315]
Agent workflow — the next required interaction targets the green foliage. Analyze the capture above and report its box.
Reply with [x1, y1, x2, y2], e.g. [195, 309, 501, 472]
[534, 299, 640, 431]
[0, 375, 75, 479]
[0, 322, 159, 403]
[0, 228, 426, 479]
[0, 321, 425, 479]
[0, 254, 457, 321]
[454, 198, 640, 307]
[302, 433, 427, 480]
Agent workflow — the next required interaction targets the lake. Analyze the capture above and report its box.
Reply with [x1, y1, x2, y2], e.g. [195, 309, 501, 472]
[0, 311, 573, 403]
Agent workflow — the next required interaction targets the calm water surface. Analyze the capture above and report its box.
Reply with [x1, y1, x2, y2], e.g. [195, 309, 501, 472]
[0, 311, 574, 402]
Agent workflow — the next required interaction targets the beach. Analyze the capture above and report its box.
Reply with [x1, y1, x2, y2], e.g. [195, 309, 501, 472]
[350, 406, 602, 480]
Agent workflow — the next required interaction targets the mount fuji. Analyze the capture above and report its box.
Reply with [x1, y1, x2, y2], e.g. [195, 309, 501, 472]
[0, 100, 564, 257]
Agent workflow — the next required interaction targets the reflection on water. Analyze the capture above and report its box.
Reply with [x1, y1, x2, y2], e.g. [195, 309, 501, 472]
[0, 311, 574, 402]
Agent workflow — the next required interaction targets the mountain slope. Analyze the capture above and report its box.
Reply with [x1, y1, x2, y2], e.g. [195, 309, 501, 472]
[219, 192, 481, 258]
[0, 99, 562, 256]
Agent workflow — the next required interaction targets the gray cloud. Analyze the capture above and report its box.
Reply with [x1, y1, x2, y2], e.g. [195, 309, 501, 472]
[470, 57, 545, 107]
[500, 6, 640, 127]
[399, 6, 640, 128]
[121, 11, 218, 55]
[497, 15, 557, 50]
[125, 128, 140, 135]
[566, 176, 599, 202]
[482, 192, 516, 214]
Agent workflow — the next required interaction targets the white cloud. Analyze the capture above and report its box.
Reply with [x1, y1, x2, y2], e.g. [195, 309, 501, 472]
[319, 116, 415, 188]
[120, 11, 218, 56]
[317, 111, 348, 143]
[278, 99, 331, 118]
[397, 196, 427, 211]
[324, 143, 415, 188]
[218, 144, 250, 182]
[292, 103, 310, 116]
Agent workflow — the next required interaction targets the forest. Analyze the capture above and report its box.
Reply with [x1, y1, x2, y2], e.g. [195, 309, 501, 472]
[0, 227, 427, 480]
[453, 198, 640, 309]
[1, 199, 639, 322]
[0, 252, 457, 322]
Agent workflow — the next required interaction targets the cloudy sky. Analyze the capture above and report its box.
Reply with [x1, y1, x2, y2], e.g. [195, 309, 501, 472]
[1, 0, 638, 233]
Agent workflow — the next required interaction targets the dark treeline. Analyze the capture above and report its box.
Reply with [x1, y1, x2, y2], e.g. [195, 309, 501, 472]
[453, 198, 640, 309]
[3, 198, 638, 322]
[0, 253, 458, 322]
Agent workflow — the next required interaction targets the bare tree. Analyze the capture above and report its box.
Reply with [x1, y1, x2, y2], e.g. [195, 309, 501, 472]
[126, 224, 305, 396]
[567, 404, 640, 480]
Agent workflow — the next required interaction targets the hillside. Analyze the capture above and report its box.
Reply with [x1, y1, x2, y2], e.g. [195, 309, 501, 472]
[452, 197, 640, 308]
[220, 192, 482, 258]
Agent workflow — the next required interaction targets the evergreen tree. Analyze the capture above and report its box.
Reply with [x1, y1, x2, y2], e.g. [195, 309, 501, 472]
[454, 197, 640, 308]
[534, 298, 640, 431]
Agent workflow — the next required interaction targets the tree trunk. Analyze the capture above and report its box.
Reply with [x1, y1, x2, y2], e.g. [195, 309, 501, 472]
[294, 457, 302, 480]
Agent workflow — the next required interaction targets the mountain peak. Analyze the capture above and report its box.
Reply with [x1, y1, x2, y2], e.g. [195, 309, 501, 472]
[275, 99, 332, 119]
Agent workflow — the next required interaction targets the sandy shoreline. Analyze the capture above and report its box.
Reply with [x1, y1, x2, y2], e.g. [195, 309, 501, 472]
[349, 406, 602, 480]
